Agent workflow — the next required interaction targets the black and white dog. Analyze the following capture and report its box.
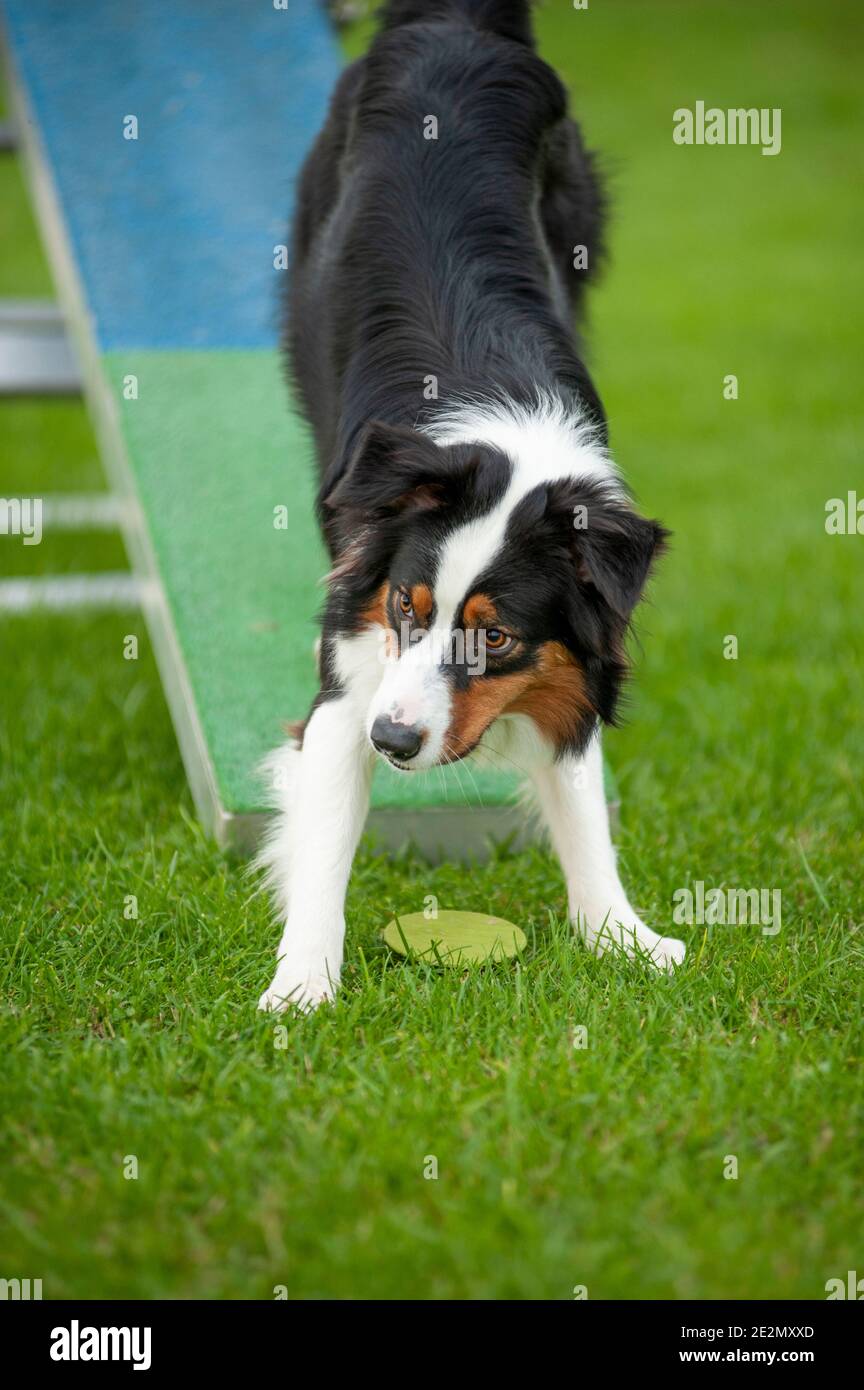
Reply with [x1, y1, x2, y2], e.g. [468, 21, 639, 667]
[258, 0, 685, 1011]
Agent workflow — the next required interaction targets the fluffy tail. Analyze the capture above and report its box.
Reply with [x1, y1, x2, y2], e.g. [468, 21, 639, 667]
[377, 0, 535, 46]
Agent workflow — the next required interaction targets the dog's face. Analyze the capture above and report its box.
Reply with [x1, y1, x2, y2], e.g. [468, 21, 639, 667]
[324, 420, 667, 771]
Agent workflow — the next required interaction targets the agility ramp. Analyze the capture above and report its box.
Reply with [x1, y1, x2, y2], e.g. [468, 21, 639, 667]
[2, 0, 615, 856]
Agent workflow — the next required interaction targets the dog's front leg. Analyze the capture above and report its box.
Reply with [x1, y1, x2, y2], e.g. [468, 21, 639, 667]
[530, 733, 686, 972]
[258, 697, 374, 1012]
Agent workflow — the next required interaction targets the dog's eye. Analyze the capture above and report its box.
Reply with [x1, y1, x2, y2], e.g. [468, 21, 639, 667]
[397, 588, 414, 618]
[484, 627, 512, 652]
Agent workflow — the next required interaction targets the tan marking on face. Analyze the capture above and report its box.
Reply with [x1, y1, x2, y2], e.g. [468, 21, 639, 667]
[360, 581, 389, 629]
[445, 641, 592, 758]
[508, 641, 593, 744]
[360, 581, 399, 660]
[462, 592, 500, 630]
[411, 582, 434, 623]
[446, 669, 535, 757]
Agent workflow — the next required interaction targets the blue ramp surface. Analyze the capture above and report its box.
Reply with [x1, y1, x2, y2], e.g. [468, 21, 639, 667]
[2, 0, 340, 349]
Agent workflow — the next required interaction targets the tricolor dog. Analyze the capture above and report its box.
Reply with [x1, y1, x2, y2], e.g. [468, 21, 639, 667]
[258, 0, 685, 1011]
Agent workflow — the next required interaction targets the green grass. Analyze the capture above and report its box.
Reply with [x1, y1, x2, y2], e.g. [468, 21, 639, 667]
[0, 530, 127, 578]
[1, 0, 862, 1299]
[0, 400, 105, 496]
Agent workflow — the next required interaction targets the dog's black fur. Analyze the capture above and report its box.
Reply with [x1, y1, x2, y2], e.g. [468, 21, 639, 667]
[284, 0, 666, 753]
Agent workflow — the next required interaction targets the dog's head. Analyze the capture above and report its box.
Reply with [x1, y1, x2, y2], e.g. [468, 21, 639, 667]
[324, 417, 667, 771]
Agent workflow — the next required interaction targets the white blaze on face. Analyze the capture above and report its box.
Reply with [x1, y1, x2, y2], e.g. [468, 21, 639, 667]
[362, 503, 513, 767]
[368, 624, 453, 768]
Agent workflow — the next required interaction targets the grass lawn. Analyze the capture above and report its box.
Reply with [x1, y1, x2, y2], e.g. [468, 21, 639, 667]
[1, 0, 862, 1300]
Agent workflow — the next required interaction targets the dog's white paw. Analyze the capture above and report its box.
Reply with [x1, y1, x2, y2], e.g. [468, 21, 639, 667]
[258, 962, 338, 1014]
[581, 911, 686, 974]
[649, 935, 687, 972]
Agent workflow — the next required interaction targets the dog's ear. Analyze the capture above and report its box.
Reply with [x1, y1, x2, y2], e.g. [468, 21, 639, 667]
[324, 421, 455, 517]
[551, 480, 669, 624]
[574, 502, 668, 623]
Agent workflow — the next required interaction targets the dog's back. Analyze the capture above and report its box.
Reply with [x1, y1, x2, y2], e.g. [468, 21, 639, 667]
[377, 0, 535, 47]
[286, 0, 606, 545]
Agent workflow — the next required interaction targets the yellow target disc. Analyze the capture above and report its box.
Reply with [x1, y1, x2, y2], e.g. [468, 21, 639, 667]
[382, 910, 527, 966]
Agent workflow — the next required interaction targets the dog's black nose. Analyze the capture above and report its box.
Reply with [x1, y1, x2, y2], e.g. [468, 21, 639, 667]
[370, 715, 424, 762]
